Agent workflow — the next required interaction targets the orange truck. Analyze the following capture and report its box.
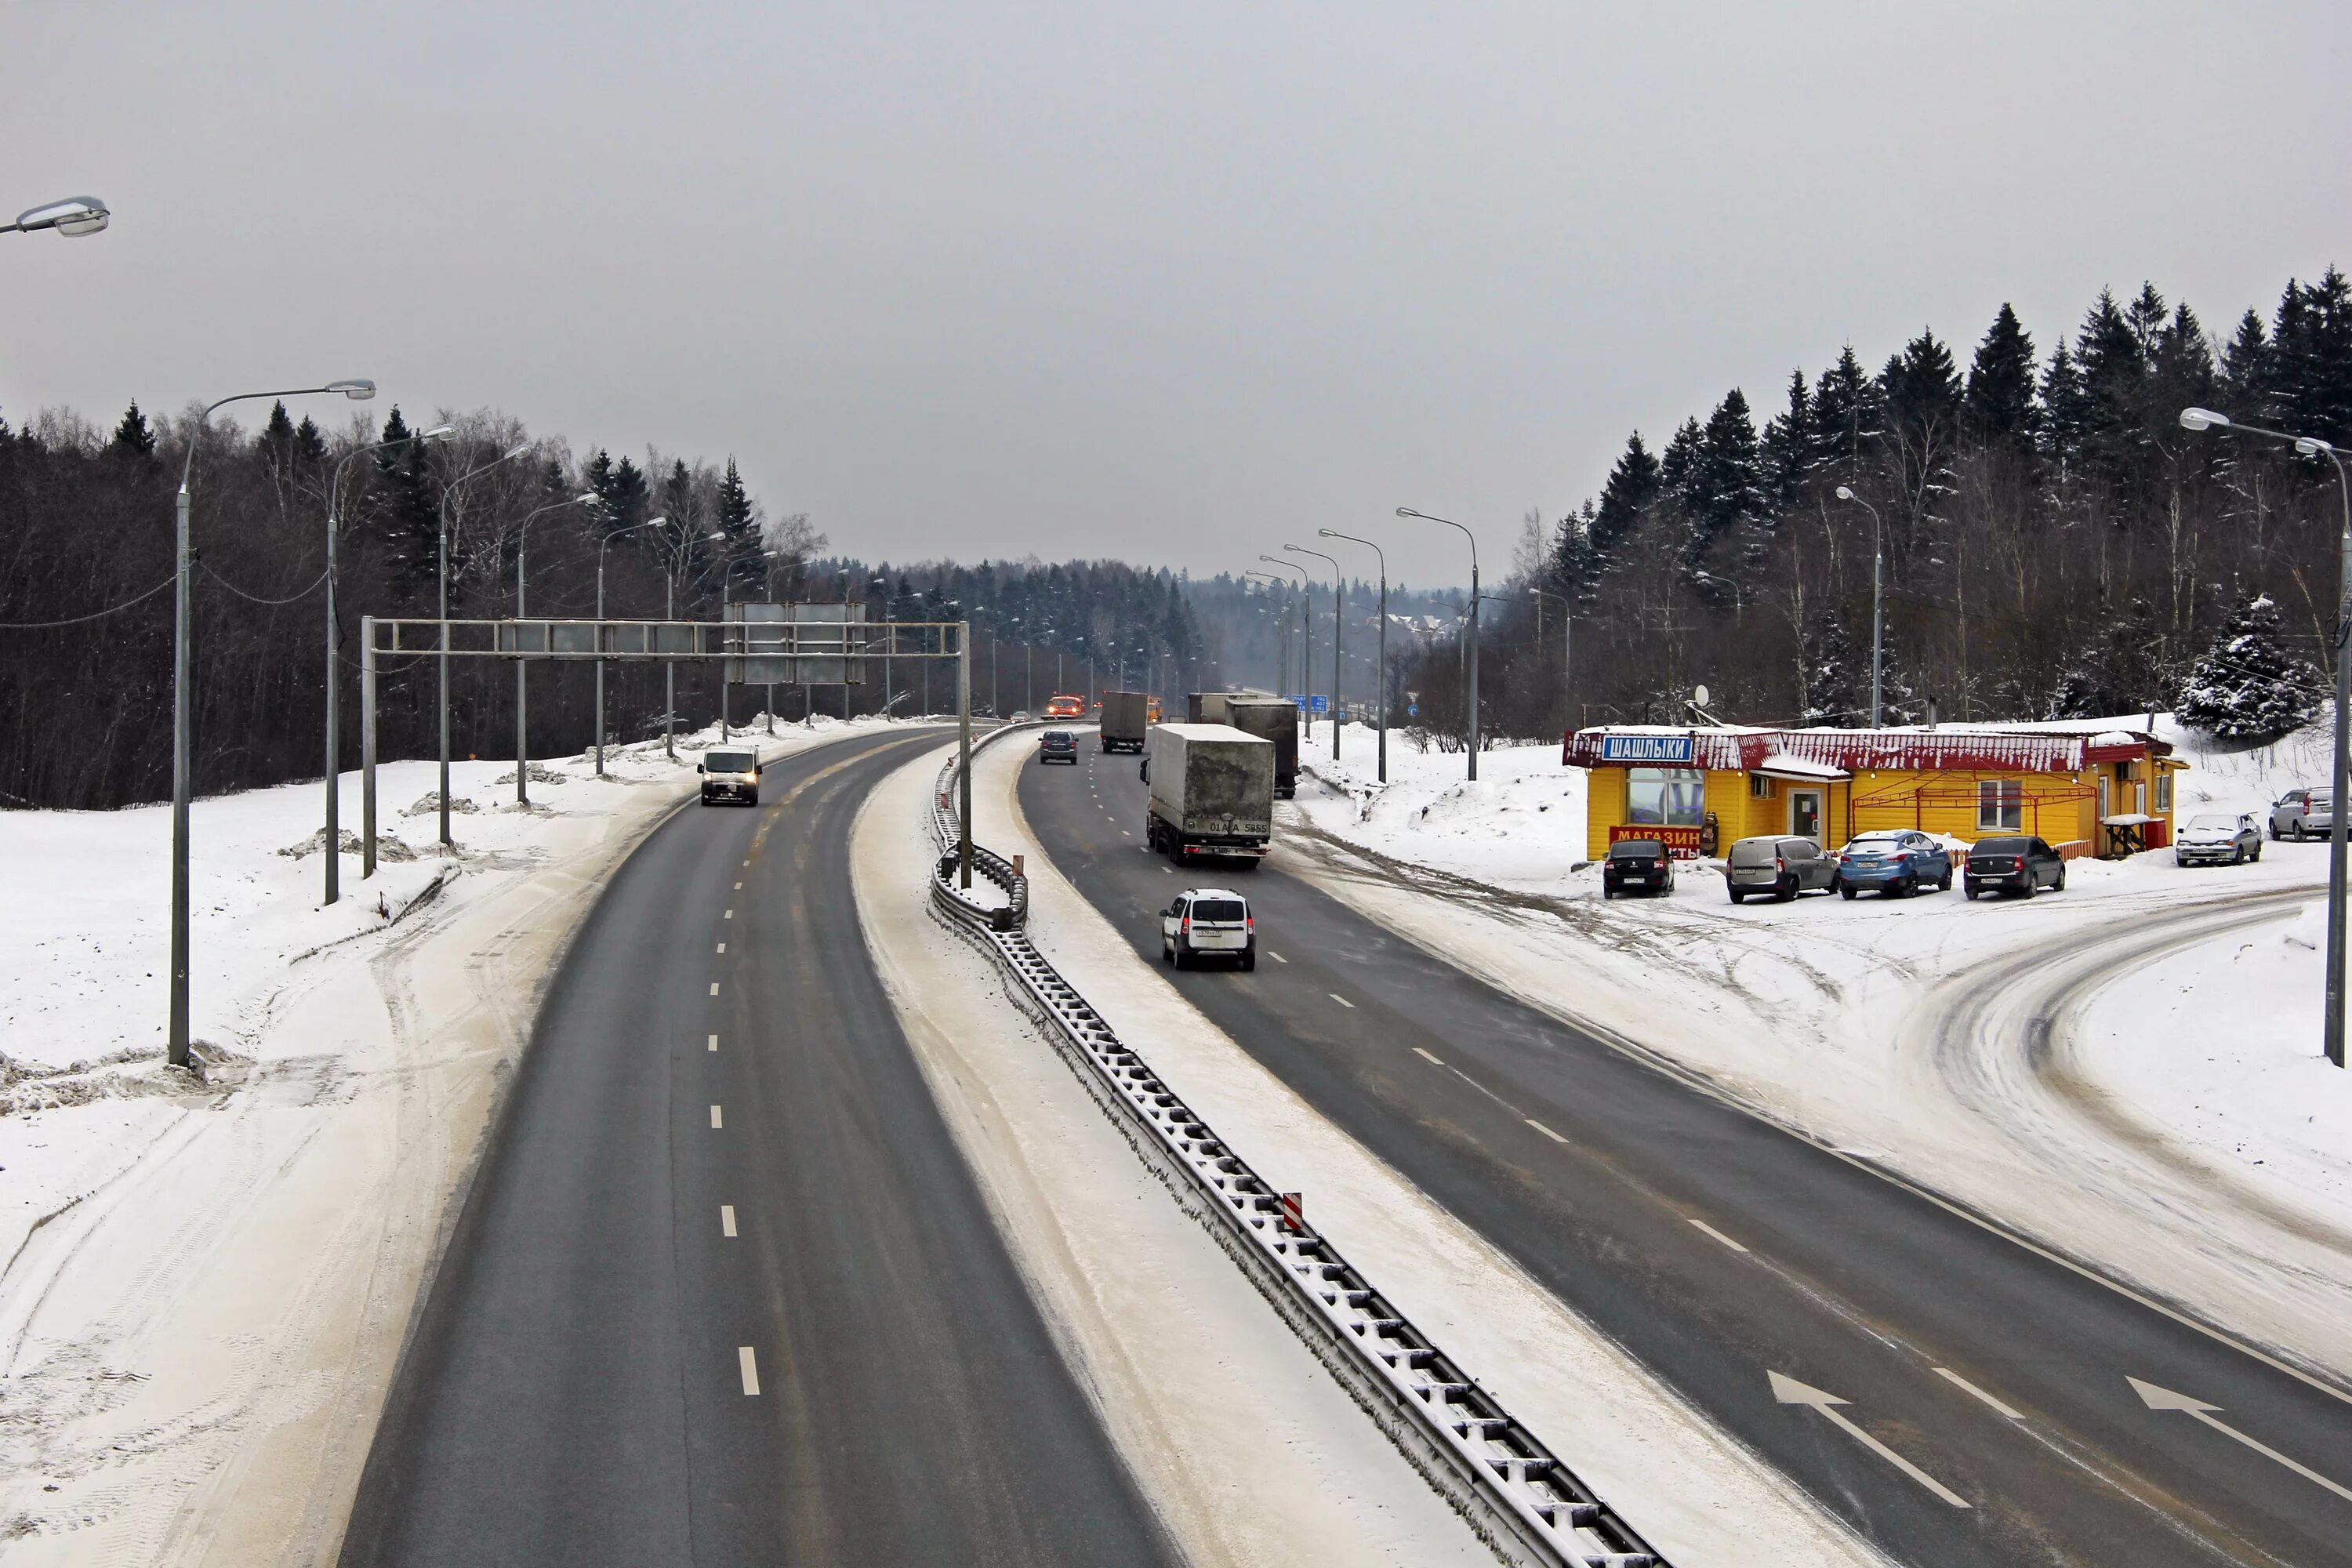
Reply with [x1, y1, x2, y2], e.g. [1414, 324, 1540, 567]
[1043, 693, 1086, 720]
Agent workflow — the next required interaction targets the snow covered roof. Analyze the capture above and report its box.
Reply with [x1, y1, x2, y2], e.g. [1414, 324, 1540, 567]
[1563, 725, 2158, 775]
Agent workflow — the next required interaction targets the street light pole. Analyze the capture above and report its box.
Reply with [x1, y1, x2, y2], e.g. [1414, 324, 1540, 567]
[1397, 509, 1481, 780]
[1286, 544, 1345, 757]
[593, 517, 664, 775]
[1258, 554, 1311, 720]
[512, 493, 601, 804]
[324, 423, 453, 904]
[1320, 529, 1387, 782]
[437, 441, 533, 846]
[172, 379, 376, 1069]
[1835, 486, 1886, 726]
[2182, 407, 2352, 1069]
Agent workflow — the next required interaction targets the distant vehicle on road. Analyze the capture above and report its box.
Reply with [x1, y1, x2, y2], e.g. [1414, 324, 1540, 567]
[1160, 887, 1256, 970]
[1221, 695, 1300, 799]
[1038, 730, 1080, 764]
[1145, 722, 1275, 866]
[697, 747, 762, 806]
[1602, 838, 1675, 899]
[2176, 811, 2263, 866]
[2270, 787, 2335, 840]
[1963, 835, 2067, 898]
[1098, 691, 1149, 753]
[1044, 693, 1086, 720]
[1835, 830, 1953, 898]
[1725, 835, 1837, 903]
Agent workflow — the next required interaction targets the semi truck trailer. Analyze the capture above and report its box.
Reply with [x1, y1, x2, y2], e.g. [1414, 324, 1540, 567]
[1098, 690, 1149, 753]
[1221, 696, 1299, 799]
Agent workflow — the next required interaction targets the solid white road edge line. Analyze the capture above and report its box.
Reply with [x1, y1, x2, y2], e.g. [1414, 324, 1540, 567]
[720, 1205, 738, 1237]
[739, 1346, 760, 1396]
[1935, 1367, 2024, 1420]
[1688, 1218, 1750, 1254]
[1769, 1372, 1969, 1508]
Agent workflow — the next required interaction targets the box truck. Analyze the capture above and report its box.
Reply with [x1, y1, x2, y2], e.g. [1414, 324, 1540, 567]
[1145, 723, 1275, 866]
[1098, 690, 1149, 753]
[1221, 696, 1299, 799]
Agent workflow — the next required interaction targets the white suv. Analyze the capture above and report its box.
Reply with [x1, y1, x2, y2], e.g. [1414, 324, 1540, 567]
[1161, 888, 1256, 971]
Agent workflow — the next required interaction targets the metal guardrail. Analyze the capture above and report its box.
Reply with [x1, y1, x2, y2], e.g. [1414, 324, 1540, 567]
[924, 726, 1664, 1568]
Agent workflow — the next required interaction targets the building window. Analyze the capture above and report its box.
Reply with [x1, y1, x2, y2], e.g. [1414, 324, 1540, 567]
[1978, 779, 2023, 831]
[1749, 774, 1773, 800]
[2156, 771, 2173, 811]
[1628, 768, 1705, 827]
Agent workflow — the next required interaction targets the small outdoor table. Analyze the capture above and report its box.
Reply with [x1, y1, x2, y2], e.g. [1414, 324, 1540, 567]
[2100, 812, 2156, 858]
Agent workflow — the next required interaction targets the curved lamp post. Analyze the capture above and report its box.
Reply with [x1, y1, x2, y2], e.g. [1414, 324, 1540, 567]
[1257, 554, 1312, 716]
[434, 441, 533, 845]
[593, 517, 666, 773]
[1397, 508, 1481, 779]
[1833, 486, 1886, 725]
[172, 379, 376, 1068]
[1285, 543, 1345, 757]
[5, 195, 108, 238]
[1244, 570, 1296, 695]
[325, 422, 453, 904]
[2182, 406, 2352, 1070]
[513, 493, 602, 803]
[1320, 528, 1387, 782]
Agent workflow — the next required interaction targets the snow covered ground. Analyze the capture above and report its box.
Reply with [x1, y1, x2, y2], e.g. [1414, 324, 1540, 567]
[0, 715, 903, 1563]
[974, 735, 1887, 1566]
[1281, 717, 2352, 1384]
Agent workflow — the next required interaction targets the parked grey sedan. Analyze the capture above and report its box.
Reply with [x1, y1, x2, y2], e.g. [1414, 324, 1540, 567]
[2176, 811, 2263, 866]
[1726, 835, 1840, 903]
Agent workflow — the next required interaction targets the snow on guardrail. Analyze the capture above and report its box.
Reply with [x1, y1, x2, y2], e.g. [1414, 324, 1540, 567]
[925, 724, 1665, 1568]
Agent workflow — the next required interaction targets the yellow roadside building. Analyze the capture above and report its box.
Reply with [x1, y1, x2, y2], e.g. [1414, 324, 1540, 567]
[1564, 724, 2185, 861]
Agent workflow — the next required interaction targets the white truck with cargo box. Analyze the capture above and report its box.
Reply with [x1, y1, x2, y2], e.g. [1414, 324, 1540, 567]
[1099, 690, 1149, 753]
[1145, 722, 1275, 866]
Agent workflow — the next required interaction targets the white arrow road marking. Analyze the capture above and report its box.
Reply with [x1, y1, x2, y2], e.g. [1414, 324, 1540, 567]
[1769, 1371, 1970, 1508]
[2129, 1377, 2352, 1503]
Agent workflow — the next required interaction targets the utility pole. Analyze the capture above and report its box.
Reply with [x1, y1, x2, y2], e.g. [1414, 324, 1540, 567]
[1320, 530, 1387, 782]
[1398, 510, 1480, 780]
[1286, 544, 1344, 757]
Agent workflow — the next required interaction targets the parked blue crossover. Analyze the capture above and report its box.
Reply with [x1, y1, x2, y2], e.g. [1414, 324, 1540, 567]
[1835, 829, 1954, 899]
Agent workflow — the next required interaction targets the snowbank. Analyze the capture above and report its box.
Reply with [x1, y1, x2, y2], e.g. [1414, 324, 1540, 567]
[0, 717, 907, 1563]
[1276, 715, 2352, 1383]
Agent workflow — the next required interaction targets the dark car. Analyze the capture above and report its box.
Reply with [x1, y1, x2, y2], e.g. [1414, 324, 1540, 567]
[1038, 729, 1080, 764]
[1726, 835, 1838, 903]
[1964, 835, 2066, 898]
[697, 746, 762, 805]
[1602, 838, 1675, 899]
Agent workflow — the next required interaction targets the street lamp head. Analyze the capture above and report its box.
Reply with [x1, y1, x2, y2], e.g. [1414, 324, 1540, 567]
[501, 441, 531, 459]
[574, 492, 601, 505]
[1835, 485, 1856, 501]
[2297, 436, 2336, 456]
[13, 196, 109, 237]
[2180, 407, 2230, 433]
[419, 423, 456, 441]
[1395, 507, 1420, 519]
[645, 514, 669, 529]
[327, 379, 376, 401]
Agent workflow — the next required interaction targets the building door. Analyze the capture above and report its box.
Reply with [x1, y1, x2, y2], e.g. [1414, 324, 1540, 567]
[1790, 789, 1824, 843]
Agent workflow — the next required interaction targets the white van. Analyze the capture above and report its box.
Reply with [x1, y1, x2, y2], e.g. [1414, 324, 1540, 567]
[1160, 887, 1256, 970]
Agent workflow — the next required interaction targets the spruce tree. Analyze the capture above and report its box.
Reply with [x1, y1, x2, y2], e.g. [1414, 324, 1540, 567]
[370, 407, 441, 598]
[2272, 267, 2352, 445]
[1807, 347, 1879, 474]
[110, 399, 156, 458]
[1687, 389, 1764, 580]
[2176, 593, 2321, 740]
[1759, 369, 1810, 510]
[2038, 341, 2089, 472]
[1963, 304, 2038, 445]
[1799, 613, 1863, 726]
[295, 416, 328, 466]
[2218, 308, 2272, 417]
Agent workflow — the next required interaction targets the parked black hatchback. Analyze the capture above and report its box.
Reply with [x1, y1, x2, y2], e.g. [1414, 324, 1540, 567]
[1602, 838, 1675, 899]
[1964, 835, 2066, 898]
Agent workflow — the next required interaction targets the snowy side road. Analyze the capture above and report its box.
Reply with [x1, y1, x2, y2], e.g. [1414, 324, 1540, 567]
[1283, 719, 2352, 1385]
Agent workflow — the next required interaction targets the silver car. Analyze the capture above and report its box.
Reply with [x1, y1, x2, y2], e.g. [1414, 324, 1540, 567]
[2176, 811, 2262, 866]
[1726, 836, 1838, 903]
[2270, 787, 2334, 840]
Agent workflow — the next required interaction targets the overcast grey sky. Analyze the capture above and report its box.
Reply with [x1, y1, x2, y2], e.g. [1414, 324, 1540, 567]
[7, 2, 2347, 588]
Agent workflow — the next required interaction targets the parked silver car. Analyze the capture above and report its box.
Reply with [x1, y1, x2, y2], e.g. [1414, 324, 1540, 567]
[1726, 836, 1839, 903]
[2176, 811, 2263, 866]
[2270, 787, 2335, 840]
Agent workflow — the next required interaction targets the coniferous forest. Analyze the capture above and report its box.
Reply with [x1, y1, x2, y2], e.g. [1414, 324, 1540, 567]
[1404, 270, 2352, 746]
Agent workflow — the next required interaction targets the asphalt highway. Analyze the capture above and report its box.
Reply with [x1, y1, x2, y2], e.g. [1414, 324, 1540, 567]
[341, 728, 1178, 1568]
[1024, 739, 2352, 1568]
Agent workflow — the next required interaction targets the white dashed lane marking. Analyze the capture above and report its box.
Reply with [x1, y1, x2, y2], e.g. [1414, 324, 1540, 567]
[1413, 1047, 1443, 1065]
[716, 942, 727, 954]
[1936, 1367, 2024, 1419]
[710, 982, 720, 996]
[707, 1033, 718, 1052]
[1689, 1218, 1750, 1254]
[710, 1105, 724, 1129]
[739, 1346, 760, 1396]
[1268, 951, 1288, 964]
[1330, 993, 1355, 1008]
[724, 909, 734, 919]
[1527, 1119, 1570, 1144]
[720, 1205, 738, 1238]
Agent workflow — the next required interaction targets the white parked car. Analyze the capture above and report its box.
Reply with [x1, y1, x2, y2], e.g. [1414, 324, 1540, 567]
[1160, 887, 1256, 971]
[2176, 811, 2263, 866]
